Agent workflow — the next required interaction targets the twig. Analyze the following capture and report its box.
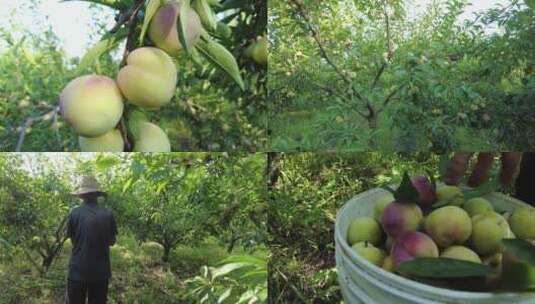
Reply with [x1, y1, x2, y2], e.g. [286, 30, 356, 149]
[377, 85, 404, 115]
[372, 0, 393, 89]
[288, 0, 375, 112]
[16, 107, 59, 152]
[117, 0, 145, 151]
[120, 0, 145, 67]
[288, 0, 351, 85]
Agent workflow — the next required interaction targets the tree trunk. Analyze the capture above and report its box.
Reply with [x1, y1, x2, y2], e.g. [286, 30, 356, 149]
[227, 236, 239, 253]
[368, 114, 378, 148]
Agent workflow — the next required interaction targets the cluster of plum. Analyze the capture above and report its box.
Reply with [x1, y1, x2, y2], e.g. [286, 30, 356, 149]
[59, 1, 267, 152]
[347, 175, 535, 283]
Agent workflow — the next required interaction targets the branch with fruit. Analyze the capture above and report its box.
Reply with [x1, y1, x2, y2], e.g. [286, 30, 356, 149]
[57, 0, 266, 151]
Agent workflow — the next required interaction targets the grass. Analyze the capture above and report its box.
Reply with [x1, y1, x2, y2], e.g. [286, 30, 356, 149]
[269, 99, 498, 152]
[0, 235, 263, 304]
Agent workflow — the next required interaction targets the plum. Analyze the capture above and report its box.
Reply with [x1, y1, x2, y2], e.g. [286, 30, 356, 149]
[471, 212, 513, 255]
[440, 245, 481, 263]
[59, 75, 123, 137]
[79, 129, 124, 152]
[347, 217, 383, 246]
[463, 197, 494, 217]
[436, 185, 464, 206]
[509, 207, 535, 240]
[411, 175, 436, 206]
[424, 206, 472, 248]
[373, 193, 394, 221]
[391, 231, 439, 268]
[381, 202, 423, 238]
[117, 47, 177, 109]
[352, 242, 386, 266]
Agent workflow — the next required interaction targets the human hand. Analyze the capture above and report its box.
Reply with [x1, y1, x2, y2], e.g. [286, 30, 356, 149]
[444, 152, 522, 187]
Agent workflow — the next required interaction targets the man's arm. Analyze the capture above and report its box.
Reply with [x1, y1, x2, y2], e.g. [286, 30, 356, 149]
[109, 214, 117, 246]
[66, 211, 73, 240]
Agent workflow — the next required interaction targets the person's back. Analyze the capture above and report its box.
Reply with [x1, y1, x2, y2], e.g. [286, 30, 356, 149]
[65, 176, 117, 304]
[68, 202, 117, 282]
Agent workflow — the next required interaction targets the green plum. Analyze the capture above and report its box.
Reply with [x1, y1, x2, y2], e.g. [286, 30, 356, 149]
[424, 206, 472, 248]
[463, 197, 494, 217]
[352, 242, 386, 266]
[510, 207, 535, 240]
[436, 185, 464, 206]
[347, 217, 383, 246]
[441, 245, 481, 263]
[471, 212, 513, 255]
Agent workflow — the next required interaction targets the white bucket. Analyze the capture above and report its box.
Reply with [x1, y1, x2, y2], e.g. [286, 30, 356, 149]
[335, 187, 535, 304]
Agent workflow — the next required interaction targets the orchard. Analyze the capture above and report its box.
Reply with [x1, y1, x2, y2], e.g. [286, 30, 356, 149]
[269, 0, 535, 151]
[0, 152, 267, 303]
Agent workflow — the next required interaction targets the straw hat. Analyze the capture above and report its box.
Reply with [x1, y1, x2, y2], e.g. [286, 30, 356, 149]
[72, 176, 105, 196]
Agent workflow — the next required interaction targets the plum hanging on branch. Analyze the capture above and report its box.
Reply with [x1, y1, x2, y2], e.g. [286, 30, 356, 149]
[57, 0, 248, 152]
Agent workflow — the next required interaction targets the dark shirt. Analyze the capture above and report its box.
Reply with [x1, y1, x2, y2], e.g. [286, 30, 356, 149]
[515, 153, 535, 206]
[67, 202, 117, 282]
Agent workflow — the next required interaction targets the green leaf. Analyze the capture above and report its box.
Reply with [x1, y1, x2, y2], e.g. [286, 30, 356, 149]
[122, 178, 134, 193]
[196, 38, 245, 90]
[127, 109, 149, 140]
[503, 239, 535, 264]
[0, 237, 12, 248]
[192, 0, 218, 31]
[177, 0, 193, 53]
[212, 262, 250, 279]
[438, 154, 450, 179]
[95, 156, 120, 171]
[397, 258, 492, 278]
[139, 0, 162, 46]
[526, 0, 535, 10]
[77, 29, 127, 73]
[205, 0, 222, 7]
[217, 287, 232, 303]
[463, 179, 499, 200]
[393, 171, 419, 203]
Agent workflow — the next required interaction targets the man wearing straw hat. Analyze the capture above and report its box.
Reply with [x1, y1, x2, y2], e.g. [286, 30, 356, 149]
[65, 176, 117, 304]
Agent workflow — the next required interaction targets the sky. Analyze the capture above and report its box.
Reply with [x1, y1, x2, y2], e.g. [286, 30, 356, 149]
[0, 0, 115, 58]
[19, 152, 94, 175]
[0, 0, 510, 59]
[410, 0, 508, 20]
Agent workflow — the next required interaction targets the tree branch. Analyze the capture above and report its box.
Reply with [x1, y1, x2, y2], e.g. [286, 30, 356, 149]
[288, 0, 377, 114]
[16, 107, 59, 152]
[377, 84, 404, 115]
[117, 0, 145, 151]
[372, 0, 394, 89]
[288, 0, 352, 85]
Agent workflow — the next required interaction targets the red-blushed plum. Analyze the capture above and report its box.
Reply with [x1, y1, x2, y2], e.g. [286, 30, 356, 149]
[381, 202, 423, 238]
[411, 176, 436, 206]
[60, 75, 123, 138]
[392, 231, 439, 268]
[148, 2, 202, 56]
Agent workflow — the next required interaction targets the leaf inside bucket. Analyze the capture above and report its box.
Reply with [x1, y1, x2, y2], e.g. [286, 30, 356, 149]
[392, 172, 419, 203]
[397, 258, 492, 278]
[503, 239, 535, 264]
